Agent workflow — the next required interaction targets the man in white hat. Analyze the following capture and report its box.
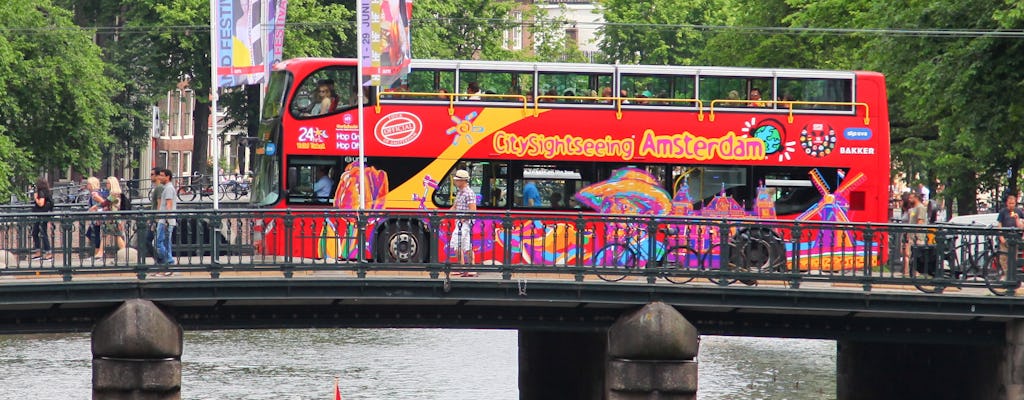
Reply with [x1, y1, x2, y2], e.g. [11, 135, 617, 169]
[450, 169, 477, 274]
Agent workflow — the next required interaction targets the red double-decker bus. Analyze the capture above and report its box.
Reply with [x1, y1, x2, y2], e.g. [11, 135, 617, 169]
[250, 58, 890, 267]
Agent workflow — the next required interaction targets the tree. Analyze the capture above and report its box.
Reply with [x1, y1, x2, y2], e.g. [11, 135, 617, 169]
[596, 0, 720, 65]
[411, 0, 520, 59]
[0, 0, 117, 197]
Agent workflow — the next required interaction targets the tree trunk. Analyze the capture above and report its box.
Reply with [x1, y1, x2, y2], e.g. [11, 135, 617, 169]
[192, 96, 211, 176]
[243, 84, 260, 173]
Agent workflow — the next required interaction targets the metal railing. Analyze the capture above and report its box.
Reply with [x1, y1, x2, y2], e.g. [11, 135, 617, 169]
[0, 209, 1018, 295]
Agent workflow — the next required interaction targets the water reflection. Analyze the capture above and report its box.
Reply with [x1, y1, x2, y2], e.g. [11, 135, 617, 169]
[0, 330, 835, 399]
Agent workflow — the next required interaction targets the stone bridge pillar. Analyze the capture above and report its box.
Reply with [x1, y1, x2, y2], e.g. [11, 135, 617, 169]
[92, 299, 183, 400]
[606, 302, 700, 400]
[836, 323, 1024, 400]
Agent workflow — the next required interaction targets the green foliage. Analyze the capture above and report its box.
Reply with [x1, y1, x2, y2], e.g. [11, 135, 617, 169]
[0, 0, 118, 197]
[412, 0, 520, 59]
[597, 0, 719, 65]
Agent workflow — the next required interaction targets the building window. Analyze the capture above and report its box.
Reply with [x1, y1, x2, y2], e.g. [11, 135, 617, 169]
[505, 11, 523, 51]
[183, 151, 193, 178]
[565, 27, 579, 46]
[169, 152, 181, 179]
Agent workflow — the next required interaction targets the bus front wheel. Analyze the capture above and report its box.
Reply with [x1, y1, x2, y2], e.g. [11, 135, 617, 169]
[378, 223, 427, 263]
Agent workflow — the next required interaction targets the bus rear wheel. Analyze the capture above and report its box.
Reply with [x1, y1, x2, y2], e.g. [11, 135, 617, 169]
[378, 223, 427, 263]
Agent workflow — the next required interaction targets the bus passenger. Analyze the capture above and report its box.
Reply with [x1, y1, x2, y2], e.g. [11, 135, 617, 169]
[549, 192, 563, 208]
[523, 180, 542, 206]
[600, 87, 613, 103]
[312, 79, 338, 115]
[467, 82, 482, 100]
[437, 88, 450, 100]
[748, 88, 767, 107]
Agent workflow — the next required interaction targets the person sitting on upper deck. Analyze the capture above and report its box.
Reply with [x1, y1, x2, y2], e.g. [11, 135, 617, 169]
[748, 88, 768, 107]
[311, 79, 339, 115]
[467, 81, 482, 100]
[600, 87, 613, 103]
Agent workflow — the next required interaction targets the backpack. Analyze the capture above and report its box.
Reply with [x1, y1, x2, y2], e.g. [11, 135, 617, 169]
[120, 192, 132, 211]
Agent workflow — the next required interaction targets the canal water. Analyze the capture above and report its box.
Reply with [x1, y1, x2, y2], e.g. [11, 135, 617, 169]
[0, 329, 836, 399]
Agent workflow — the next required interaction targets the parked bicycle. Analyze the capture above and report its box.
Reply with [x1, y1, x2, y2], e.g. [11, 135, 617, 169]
[590, 224, 699, 283]
[176, 173, 215, 202]
[935, 232, 1010, 296]
[219, 179, 249, 200]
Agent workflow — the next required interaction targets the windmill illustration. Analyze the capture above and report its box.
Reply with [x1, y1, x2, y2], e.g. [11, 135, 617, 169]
[795, 169, 866, 247]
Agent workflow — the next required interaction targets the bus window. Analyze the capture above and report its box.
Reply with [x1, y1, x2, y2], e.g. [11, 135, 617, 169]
[458, 70, 515, 100]
[433, 162, 484, 208]
[699, 76, 746, 104]
[672, 75, 697, 104]
[699, 76, 771, 107]
[777, 78, 853, 110]
[285, 156, 340, 205]
[290, 67, 359, 118]
[477, 161, 508, 209]
[515, 164, 586, 208]
[685, 166, 748, 210]
[621, 74, 684, 105]
[756, 167, 839, 215]
[405, 68, 456, 95]
[537, 71, 612, 104]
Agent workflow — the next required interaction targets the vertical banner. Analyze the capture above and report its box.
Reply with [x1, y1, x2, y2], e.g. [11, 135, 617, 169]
[216, 0, 287, 88]
[265, 0, 289, 75]
[360, 0, 412, 87]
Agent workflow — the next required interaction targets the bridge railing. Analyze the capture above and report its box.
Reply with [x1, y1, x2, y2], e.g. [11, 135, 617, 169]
[0, 209, 1018, 295]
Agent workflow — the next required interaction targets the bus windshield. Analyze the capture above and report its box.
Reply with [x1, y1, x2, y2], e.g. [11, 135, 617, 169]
[250, 70, 290, 206]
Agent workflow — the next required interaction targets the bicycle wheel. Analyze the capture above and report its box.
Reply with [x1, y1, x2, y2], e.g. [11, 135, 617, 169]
[592, 243, 637, 282]
[229, 183, 244, 200]
[702, 243, 740, 285]
[662, 245, 699, 284]
[177, 186, 196, 202]
[983, 250, 1014, 296]
[218, 185, 227, 201]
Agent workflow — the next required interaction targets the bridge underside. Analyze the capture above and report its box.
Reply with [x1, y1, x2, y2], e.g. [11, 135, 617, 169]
[0, 278, 1011, 346]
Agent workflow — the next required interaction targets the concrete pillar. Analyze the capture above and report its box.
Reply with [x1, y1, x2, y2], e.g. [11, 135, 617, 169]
[519, 330, 607, 400]
[606, 302, 699, 400]
[837, 340, 1001, 400]
[1001, 320, 1024, 400]
[92, 299, 183, 400]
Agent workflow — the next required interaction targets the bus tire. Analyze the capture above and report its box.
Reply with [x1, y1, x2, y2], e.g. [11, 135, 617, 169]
[377, 221, 427, 263]
[730, 227, 786, 273]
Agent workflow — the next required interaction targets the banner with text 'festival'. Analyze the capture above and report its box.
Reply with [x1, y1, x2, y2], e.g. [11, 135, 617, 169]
[215, 0, 289, 88]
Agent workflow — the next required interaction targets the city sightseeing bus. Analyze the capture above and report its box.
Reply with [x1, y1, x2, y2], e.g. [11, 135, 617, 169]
[250, 58, 890, 269]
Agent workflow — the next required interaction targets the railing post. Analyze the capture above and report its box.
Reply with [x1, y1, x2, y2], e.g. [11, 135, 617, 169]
[574, 212, 585, 282]
[502, 211, 513, 280]
[645, 218, 657, 284]
[282, 209, 294, 278]
[1007, 231, 1020, 296]
[789, 223, 802, 290]
[717, 220, 731, 286]
[427, 211, 441, 279]
[861, 225, 874, 292]
[60, 216, 74, 282]
[356, 210, 367, 278]
[209, 212, 222, 279]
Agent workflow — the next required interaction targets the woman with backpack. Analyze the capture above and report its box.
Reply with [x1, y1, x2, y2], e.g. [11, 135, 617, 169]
[102, 177, 127, 253]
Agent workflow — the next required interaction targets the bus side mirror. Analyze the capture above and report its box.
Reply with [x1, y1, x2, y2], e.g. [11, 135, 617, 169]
[287, 167, 298, 192]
